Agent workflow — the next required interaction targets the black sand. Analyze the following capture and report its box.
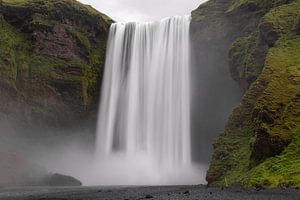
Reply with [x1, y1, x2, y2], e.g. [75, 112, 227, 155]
[0, 185, 300, 200]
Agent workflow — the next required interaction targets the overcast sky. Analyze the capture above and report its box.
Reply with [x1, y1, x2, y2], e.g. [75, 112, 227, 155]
[79, 0, 208, 22]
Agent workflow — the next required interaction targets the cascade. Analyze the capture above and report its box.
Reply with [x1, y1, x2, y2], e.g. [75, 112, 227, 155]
[92, 16, 203, 185]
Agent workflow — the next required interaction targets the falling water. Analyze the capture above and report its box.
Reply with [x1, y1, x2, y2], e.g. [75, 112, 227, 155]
[92, 16, 204, 185]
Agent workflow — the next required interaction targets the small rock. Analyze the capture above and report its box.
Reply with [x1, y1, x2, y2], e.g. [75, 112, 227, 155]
[255, 186, 265, 191]
[145, 194, 153, 199]
[183, 190, 190, 195]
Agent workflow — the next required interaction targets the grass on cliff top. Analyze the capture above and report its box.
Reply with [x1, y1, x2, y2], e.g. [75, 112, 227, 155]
[2, 0, 112, 23]
[227, 0, 298, 12]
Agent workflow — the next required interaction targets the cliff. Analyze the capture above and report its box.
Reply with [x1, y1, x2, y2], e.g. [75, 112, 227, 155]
[0, 0, 112, 187]
[191, 0, 300, 188]
[0, 0, 111, 138]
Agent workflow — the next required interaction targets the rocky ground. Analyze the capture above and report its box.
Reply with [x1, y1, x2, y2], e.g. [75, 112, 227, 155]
[0, 186, 300, 200]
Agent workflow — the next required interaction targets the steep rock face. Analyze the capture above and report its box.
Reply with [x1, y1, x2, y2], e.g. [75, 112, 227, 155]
[192, 0, 300, 188]
[0, 0, 112, 137]
[190, 0, 243, 163]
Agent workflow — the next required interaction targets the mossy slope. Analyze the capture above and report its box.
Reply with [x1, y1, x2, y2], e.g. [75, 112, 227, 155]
[192, 0, 300, 188]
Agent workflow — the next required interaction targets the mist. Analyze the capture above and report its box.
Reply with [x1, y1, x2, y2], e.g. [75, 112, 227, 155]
[190, 20, 242, 164]
[0, 123, 206, 186]
[0, 119, 91, 186]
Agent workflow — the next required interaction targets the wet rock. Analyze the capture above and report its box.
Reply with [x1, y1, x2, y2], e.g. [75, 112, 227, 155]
[255, 185, 266, 191]
[259, 21, 280, 47]
[47, 173, 82, 186]
[183, 190, 190, 195]
[250, 126, 290, 165]
[228, 183, 246, 192]
[297, 17, 300, 35]
[145, 194, 154, 199]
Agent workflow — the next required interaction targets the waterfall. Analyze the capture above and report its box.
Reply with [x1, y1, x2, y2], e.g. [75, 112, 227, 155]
[92, 16, 204, 185]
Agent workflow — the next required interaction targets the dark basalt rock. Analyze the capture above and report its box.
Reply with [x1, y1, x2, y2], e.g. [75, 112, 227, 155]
[46, 173, 82, 187]
[250, 126, 290, 165]
[259, 21, 280, 47]
[297, 17, 300, 35]
[145, 194, 154, 199]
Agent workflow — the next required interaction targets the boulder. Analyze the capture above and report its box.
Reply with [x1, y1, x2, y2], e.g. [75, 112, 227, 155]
[46, 173, 82, 187]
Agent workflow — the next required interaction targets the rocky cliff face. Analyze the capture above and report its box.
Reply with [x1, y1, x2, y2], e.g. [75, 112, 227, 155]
[190, 0, 243, 163]
[0, 0, 111, 138]
[192, 0, 300, 188]
[0, 0, 111, 187]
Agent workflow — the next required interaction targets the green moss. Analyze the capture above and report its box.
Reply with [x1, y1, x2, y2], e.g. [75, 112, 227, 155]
[229, 32, 267, 87]
[214, 34, 300, 188]
[67, 29, 91, 51]
[262, 1, 300, 34]
[81, 64, 95, 107]
[31, 15, 56, 27]
[245, 128, 300, 188]
[0, 15, 30, 87]
[3, 0, 111, 23]
[208, 126, 254, 186]
[2, 0, 29, 6]
[191, 0, 224, 23]
[208, 0, 300, 188]
[227, 0, 289, 13]
[256, 35, 300, 139]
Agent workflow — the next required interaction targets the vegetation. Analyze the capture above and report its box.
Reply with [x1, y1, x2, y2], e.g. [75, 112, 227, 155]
[0, 0, 111, 129]
[2, 0, 111, 22]
[0, 15, 29, 88]
[205, 0, 300, 188]
[229, 32, 268, 89]
[227, 0, 290, 12]
[245, 128, 300, 188]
